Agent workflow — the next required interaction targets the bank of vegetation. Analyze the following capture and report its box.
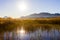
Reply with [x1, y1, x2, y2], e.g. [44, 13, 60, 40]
[0, 17, 60, 33]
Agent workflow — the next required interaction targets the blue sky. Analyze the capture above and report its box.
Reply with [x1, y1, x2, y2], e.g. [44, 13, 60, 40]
[0, 0, 60, 18]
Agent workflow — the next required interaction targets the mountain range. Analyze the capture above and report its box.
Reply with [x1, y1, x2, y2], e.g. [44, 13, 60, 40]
[21, 12, 60, 18]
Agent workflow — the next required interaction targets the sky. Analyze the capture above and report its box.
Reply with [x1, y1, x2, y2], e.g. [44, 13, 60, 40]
[0, 0, 60, 18]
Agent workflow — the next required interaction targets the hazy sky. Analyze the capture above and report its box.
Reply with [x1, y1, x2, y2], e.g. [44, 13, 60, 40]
[0, 0, 60, 18]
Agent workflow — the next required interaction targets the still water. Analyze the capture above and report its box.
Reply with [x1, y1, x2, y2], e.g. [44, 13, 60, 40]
[1, 28, 60, 40]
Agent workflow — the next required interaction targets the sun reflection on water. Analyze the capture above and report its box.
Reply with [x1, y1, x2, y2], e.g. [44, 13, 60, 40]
[17, 27, 26, 38]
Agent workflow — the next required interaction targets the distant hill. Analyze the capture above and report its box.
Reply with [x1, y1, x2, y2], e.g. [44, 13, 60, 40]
[21, 12, 60, 18]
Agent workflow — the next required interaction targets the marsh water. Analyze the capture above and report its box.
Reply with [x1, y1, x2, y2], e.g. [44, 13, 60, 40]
[0, 28, 60, 40]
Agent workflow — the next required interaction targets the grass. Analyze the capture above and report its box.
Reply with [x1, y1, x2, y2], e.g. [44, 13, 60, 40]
[0, 17, 60, 33]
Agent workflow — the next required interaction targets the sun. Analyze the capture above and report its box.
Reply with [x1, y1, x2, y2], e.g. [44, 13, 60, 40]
[18, 1, 28, 11]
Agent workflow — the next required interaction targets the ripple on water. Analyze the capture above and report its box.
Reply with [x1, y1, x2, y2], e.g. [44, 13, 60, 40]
[3, 29, 60, 40]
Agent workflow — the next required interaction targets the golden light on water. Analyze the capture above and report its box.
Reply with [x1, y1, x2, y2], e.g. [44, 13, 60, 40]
[20, 27, 25, 34]
[17, 27, 26, 37]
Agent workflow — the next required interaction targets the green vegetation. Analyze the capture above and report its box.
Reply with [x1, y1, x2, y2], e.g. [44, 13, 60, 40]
[0, 17, 60, 33]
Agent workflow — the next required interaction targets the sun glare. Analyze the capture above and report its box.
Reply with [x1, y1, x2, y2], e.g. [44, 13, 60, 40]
[18, 1, 28, 11]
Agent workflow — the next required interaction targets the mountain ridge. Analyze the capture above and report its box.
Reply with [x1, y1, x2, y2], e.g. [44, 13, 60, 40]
[21, 12, 60, 18]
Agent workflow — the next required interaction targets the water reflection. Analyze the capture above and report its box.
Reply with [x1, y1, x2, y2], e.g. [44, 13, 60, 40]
[17, 27, 27, 40]
[17, 27, 25, 37]
[3, 29, 60, 40]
